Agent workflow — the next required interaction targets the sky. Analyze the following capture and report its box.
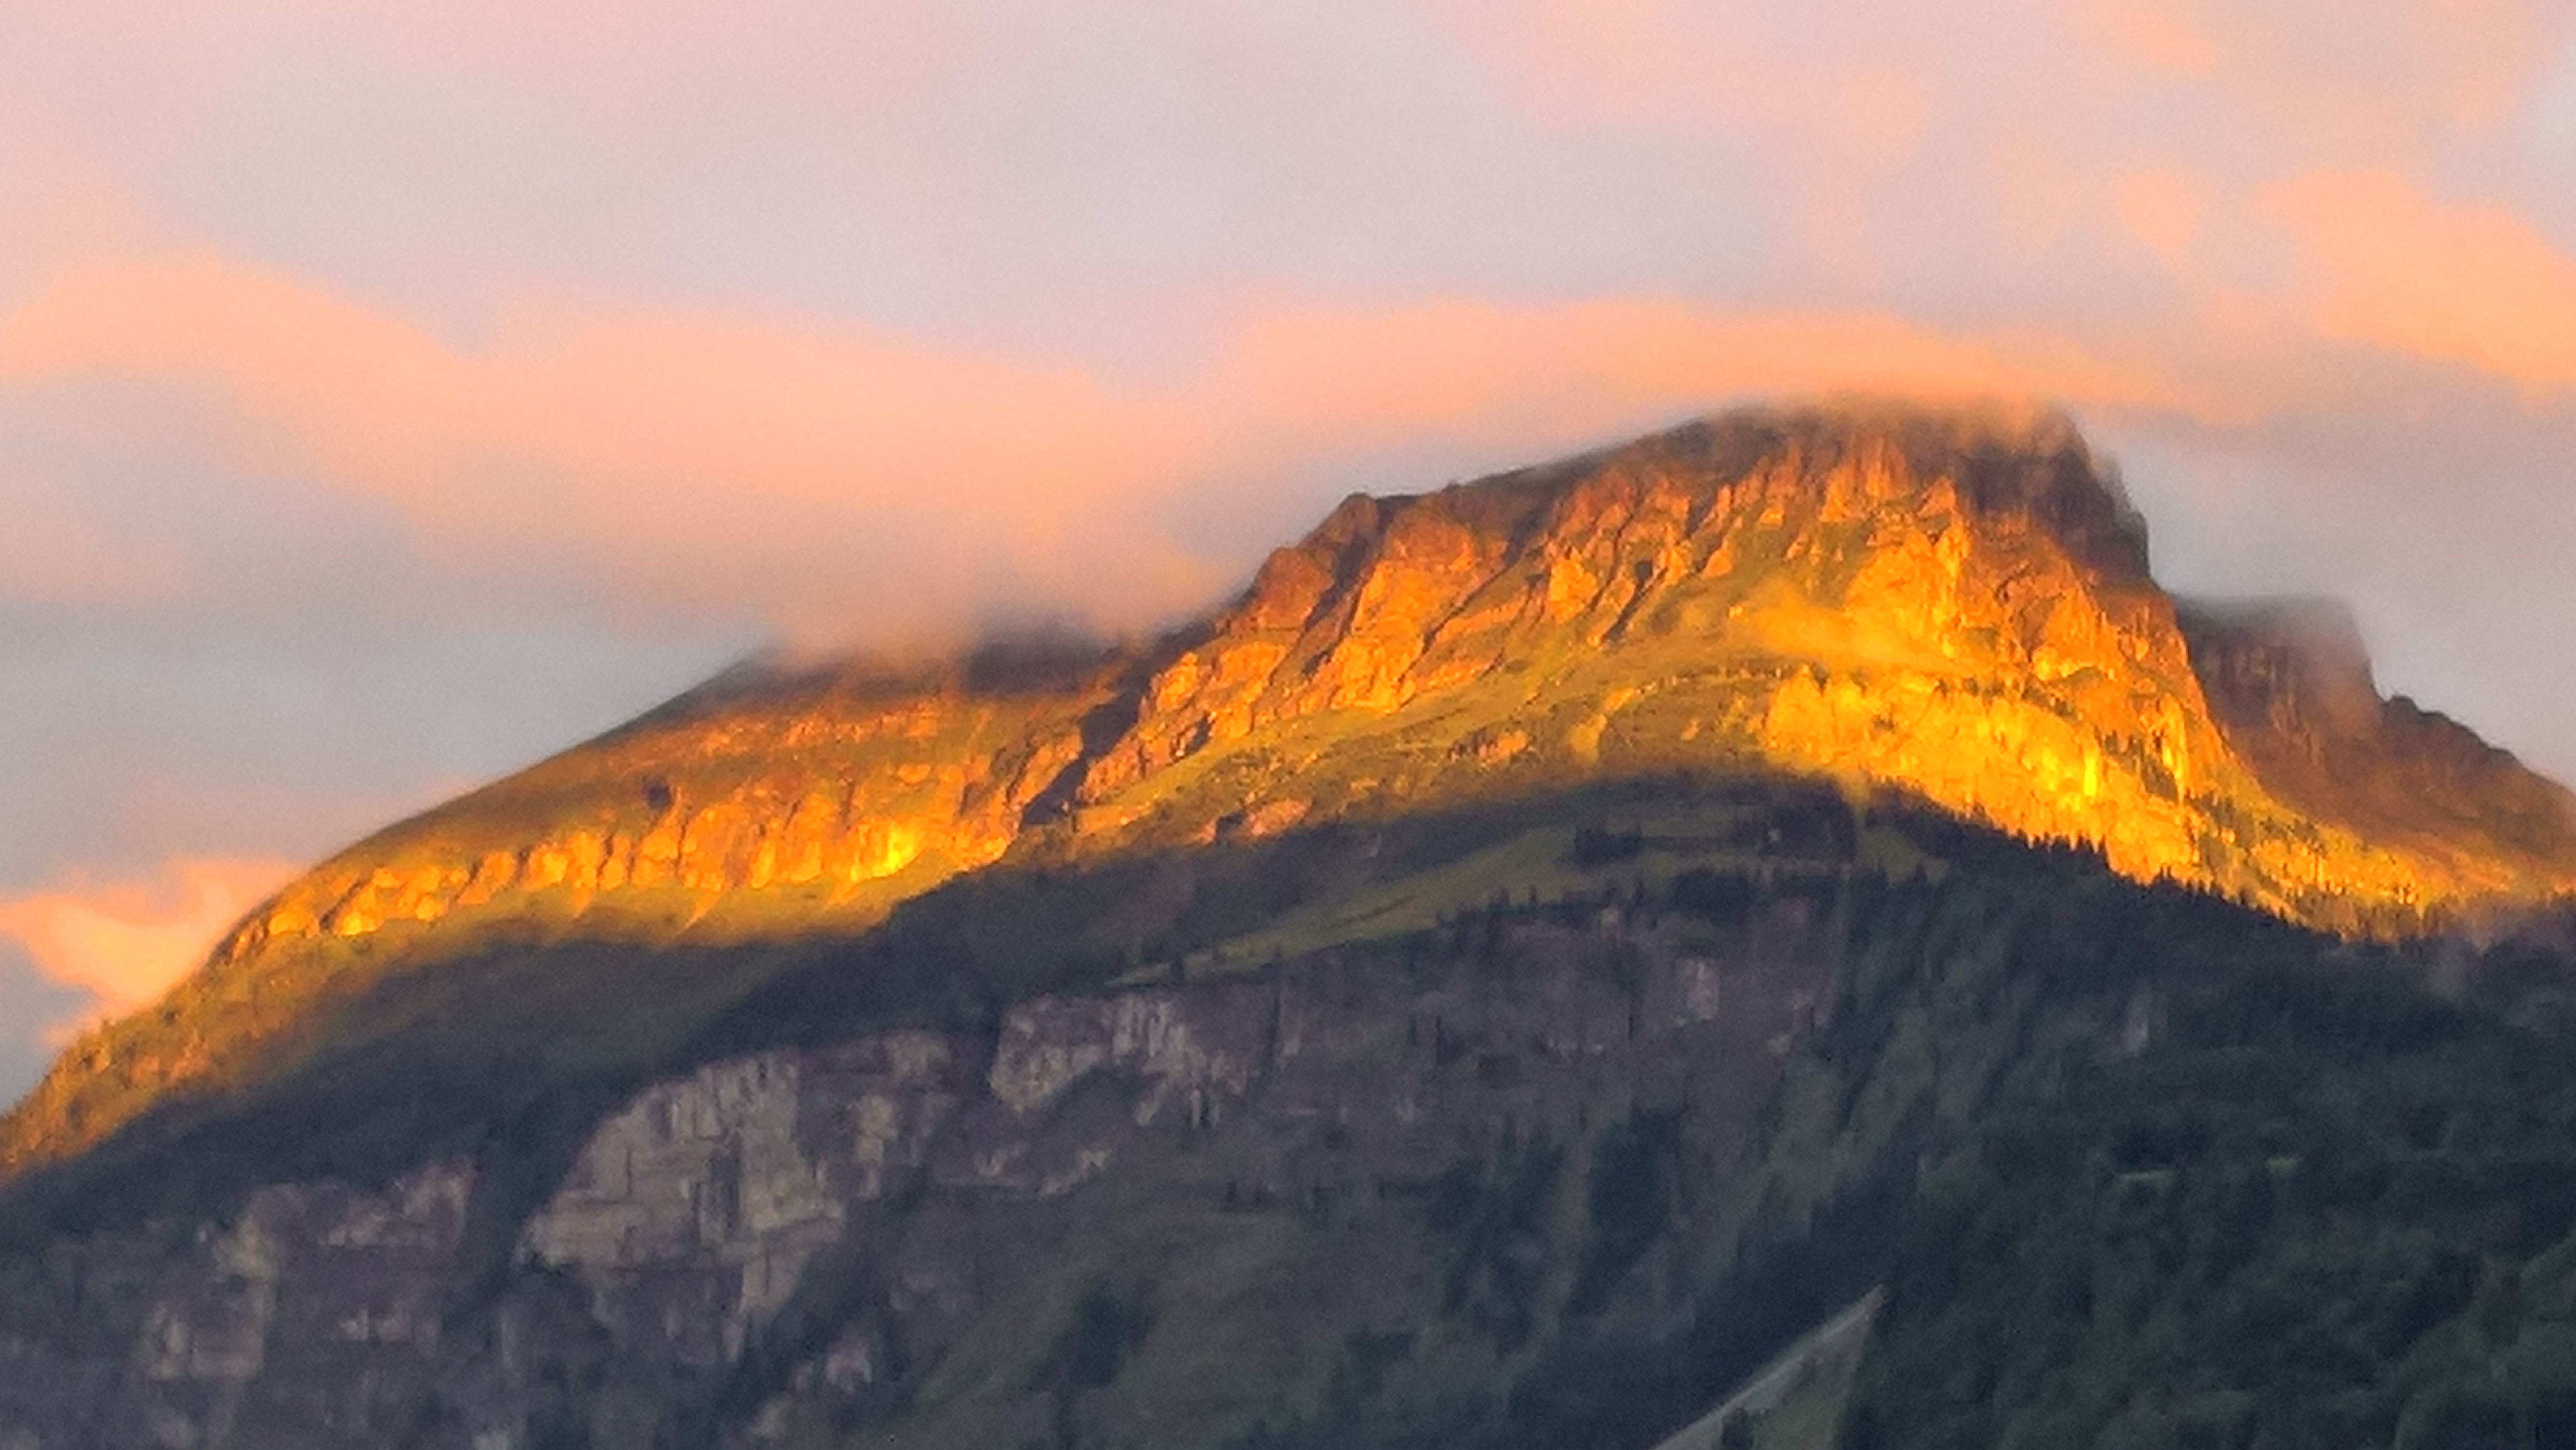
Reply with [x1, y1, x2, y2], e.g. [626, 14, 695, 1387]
[3, 0, 2576, 1102]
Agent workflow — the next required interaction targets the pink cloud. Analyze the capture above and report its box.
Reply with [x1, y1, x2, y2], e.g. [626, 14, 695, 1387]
[2107, 0, 2555, 143]
[17, 205, 2576, 668]
[2271, 170, 2576, 389]
[0, 857, 300, 1028]
[1224, 297, 2216, 444]
[2083, 0, 2227, 76]
[0, 253, 1212, 639]
[2116, 168, 2214, 263]
[0, 250, 2239, 644]
[0, 254, 1198, 515]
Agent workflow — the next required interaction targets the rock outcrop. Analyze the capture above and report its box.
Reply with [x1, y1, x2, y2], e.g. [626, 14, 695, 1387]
[0, 889, 1857, 1449]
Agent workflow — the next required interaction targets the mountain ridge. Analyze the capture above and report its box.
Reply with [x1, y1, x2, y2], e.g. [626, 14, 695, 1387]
[10, 400, 2576, 1450]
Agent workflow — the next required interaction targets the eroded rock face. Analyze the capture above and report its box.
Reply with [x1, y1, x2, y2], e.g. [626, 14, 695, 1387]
[1080, 412, 2164, 800]
[0, 1160, 478, 1450]
[0, 902, 1852, 1449]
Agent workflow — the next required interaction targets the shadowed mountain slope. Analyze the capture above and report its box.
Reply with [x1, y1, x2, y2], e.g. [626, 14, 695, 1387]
[2179, 596, 2576, 885]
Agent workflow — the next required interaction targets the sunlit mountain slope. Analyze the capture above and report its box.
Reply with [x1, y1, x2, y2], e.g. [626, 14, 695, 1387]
[9, 402, 2570, 1180]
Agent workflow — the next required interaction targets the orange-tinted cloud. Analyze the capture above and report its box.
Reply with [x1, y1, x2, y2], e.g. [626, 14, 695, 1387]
[2084, 0, 2226, 76]
[0, 251, 2235, 643]
[1226, 298, 2214, 444]
[2271, 170, 2576, 389]
[2117, 169, 2213, 262]
[2085, 0, 2552, 134]
[0, 253, 1197, 516]
[0, 253, 1209, 638]
[0, 857, 299, 1022]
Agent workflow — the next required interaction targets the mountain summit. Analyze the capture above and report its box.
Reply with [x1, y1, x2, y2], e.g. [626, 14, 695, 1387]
[8, 402, 2572, 1179]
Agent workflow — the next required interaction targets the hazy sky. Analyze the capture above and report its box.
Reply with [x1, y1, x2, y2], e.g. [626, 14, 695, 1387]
[4, 0, 2576, 1100]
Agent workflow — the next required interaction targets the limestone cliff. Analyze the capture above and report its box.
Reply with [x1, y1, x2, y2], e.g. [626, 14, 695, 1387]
[0, 861, 1871, 1450]
[9, 401, 2574, 1184]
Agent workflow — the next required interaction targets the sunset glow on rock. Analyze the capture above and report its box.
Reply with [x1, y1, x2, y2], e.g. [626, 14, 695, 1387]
[10, 404, 2567, 1180]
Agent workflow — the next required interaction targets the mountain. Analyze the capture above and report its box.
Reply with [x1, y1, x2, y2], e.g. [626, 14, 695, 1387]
[4, 401, 2575, 1450]
[10, 403, 2570, 1183]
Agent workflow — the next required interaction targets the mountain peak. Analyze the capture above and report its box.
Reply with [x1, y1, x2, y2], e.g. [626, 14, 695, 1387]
[1413, 401, 2149, 579]
[1077, 402, 2166, 820]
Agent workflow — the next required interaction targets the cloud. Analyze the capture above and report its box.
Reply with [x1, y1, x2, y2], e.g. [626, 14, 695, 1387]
[2115, 169, 2214, 262]
[1224, 297, 2214, 444]
[0, 242, 2252, 645]
[2080, 0, 2557, 147]
[2271, 170, 2576, 389]
[0, 252, 1210, 640]
[1428, 0, 1929, 156]
[0, 856, 299, 1019]
[2083, 0, 2226, 75]
[0, 254, 1198, 512]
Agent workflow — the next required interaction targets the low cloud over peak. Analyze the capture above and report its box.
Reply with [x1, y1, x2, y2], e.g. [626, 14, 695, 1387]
[0, 857, 300, 1034]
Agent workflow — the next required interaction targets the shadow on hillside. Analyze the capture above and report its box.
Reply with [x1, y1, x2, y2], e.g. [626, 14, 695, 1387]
[0, 767, 2402, 1280]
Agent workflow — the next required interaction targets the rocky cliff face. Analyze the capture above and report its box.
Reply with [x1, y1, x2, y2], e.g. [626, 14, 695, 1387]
[0, 883, 1857, 1450]
[1070, 410, 2229, 877]
[1066, 406, 2573, 924]
[12, 402, 2574, 1183]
